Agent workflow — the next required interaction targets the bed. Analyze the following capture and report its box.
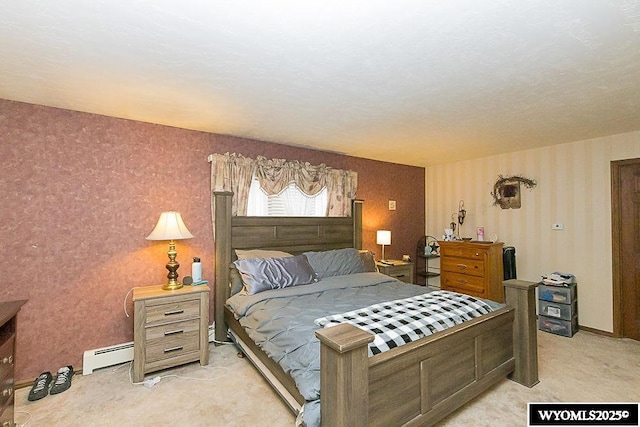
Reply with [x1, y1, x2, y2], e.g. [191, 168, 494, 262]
[213, 192, 538, 426]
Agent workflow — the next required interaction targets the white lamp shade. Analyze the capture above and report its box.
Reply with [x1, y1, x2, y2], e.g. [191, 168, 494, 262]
[146, 211, 194, 241]
[376, 230, 391, 245]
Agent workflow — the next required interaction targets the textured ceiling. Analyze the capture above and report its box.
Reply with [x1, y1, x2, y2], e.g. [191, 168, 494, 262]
[1, 1, 640, 166]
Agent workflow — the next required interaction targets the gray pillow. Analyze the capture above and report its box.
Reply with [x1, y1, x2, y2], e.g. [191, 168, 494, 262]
[358, 250, 376, 272]
[235, 249, 293, 260]
[234, 254, 318, 295]
[303, 248, 365, 279]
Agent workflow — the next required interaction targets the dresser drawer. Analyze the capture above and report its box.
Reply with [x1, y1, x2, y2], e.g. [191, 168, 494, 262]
[0, 372, 13, 410]
[439, 245, 485, 260]
[146, 319, 201, 363]
[0, 401, 13, 426]
[440, 257, 485, 277]
[145, 299, 200, 325]
[441, 273, 487, 297]
[0, 336, 14, 383]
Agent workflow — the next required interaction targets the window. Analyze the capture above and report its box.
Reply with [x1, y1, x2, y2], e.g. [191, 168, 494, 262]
[247, 176, 328, 216]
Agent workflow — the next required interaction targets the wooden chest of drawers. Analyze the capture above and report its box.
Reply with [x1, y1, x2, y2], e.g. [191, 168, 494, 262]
[133, 286, 209, 382]
[439, 241, 505, 302]
[0, 300, 26, 427]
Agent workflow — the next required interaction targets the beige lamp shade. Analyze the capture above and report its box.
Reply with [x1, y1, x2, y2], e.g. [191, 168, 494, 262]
[376, 230, 391, 245]
[377, 230, 391, 261]
[146, 211, 194, 241]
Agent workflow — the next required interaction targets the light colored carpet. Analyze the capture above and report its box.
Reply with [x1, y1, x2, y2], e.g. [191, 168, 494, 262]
[15, 330, 640, 426]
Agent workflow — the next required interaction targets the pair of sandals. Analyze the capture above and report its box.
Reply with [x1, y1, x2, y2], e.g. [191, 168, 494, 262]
[27, 366, 74, 401]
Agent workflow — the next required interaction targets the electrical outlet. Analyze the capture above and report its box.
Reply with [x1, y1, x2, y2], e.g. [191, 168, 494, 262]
[389, 200, 396, 211]
[552, 223, 564, 230]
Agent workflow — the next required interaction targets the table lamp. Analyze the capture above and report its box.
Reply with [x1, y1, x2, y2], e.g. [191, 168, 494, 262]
[376, 230, 391, 261]
[146, 211, 194, 290]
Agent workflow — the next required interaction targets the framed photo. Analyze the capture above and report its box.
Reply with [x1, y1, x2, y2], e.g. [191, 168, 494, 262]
[498, 180, 521, 209]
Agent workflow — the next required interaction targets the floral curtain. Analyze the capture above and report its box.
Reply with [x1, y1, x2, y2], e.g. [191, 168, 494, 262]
[209, 152, 358, 219]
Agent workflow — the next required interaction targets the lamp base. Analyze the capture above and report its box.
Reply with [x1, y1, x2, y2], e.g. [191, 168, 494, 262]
[162, 280, 183, 291]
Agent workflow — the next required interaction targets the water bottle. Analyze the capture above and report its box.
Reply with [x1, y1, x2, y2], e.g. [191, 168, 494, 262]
[192, 257, 202, 283]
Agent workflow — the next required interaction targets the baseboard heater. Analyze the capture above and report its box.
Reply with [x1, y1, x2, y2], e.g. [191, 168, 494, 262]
[83, 325, 216, 375]
[82, 342, 134, 375]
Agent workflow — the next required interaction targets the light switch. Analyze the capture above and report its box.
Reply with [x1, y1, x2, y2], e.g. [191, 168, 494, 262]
[389, 200, 396, 211]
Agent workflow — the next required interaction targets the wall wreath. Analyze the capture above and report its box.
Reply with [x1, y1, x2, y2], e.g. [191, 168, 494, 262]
[491, 175, 537, 209]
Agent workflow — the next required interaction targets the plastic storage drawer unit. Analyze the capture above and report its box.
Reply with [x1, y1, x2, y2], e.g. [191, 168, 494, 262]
[538, 283, 576, 304]
[538, 315, 578, 337]
[539, 299, 577, 321]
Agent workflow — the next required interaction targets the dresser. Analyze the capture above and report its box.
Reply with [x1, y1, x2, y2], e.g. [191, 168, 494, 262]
[439, 241, 505, 302]
[133, 286, 209, 383]
[1, 300, 27, 427]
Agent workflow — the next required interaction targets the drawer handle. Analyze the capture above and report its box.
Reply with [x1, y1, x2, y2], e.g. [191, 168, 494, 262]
[474, 252, 480, 257]
[164, 345, 184, 353]
[164, 329, 184, 336]
[2, 355, 13, 364]
[164, 309, 185, 316]
[2, 387, 12, 397]
[394, 274, 406, 278]
[456, 263, 467, 270]
[456, 279, 468, 285]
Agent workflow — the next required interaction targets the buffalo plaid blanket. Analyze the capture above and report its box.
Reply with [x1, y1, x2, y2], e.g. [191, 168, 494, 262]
[314, 290, 494, 355]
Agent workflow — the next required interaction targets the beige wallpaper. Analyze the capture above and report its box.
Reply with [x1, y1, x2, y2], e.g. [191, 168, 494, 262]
[426, 131, 640, 333]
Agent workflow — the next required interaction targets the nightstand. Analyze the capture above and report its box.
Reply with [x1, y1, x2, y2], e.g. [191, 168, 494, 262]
[376, 260, 414, 284]
[133, 285, 210, 382]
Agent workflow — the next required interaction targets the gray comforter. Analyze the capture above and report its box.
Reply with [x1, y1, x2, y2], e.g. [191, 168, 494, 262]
[226, 272, 501, 426]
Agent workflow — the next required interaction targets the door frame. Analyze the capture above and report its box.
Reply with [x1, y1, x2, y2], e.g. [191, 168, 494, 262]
[610, 158, 640, 338]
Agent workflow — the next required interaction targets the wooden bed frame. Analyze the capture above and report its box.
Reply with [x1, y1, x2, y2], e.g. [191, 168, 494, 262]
[213, 191, 538, 426]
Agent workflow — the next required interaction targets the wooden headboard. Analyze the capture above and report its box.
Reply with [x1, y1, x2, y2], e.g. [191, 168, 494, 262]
[213, 191, 363, 341]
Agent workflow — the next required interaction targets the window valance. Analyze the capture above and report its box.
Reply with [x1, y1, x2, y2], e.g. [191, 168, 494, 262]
[209, 152, 358, 217]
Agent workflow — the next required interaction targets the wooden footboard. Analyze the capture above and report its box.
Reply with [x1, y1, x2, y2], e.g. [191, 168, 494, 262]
[315, 280, 538, 426]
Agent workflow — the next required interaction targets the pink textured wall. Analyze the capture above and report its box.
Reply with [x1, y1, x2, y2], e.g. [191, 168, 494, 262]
[0, 99, 424, 382]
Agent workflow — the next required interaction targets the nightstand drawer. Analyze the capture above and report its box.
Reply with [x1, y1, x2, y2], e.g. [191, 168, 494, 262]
[145, 299, 200, 325]
[441, 272, 487, 297]
[382, 265, 413, 283]
[441, 257, 485, 277]
[146, 319, 201, 363]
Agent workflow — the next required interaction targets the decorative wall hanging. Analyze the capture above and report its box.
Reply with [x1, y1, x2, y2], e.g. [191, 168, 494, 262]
[491, 175, 537, 209]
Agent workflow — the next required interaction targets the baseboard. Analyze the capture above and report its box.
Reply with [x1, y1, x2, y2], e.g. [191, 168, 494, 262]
[578, 325, 615, 337]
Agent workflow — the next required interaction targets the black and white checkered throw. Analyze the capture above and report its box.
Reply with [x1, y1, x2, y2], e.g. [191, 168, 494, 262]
[314, 290, 494, 355]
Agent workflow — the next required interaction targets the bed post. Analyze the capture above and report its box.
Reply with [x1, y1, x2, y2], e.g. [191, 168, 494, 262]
[214, 191, 233, 343]
[315, 324, 374, 427]
[353, 199, 363, 250]
[504, 279, 539, 387]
